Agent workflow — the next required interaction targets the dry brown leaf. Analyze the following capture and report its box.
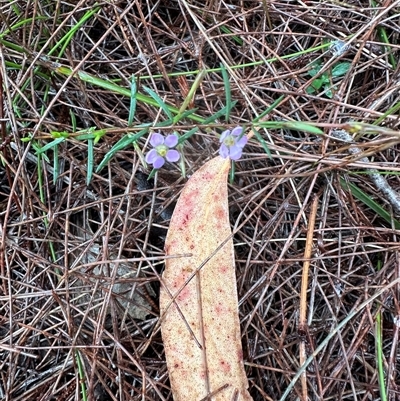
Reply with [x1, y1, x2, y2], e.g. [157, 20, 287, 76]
[160, 156, 253, 401]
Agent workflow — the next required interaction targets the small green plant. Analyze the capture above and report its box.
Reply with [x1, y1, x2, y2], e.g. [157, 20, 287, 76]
[306, 61, 351, 98]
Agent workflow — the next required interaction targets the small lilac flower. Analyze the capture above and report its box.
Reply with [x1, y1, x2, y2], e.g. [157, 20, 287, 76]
[145, 132, 180, 169]
[219, 126, 247, 160]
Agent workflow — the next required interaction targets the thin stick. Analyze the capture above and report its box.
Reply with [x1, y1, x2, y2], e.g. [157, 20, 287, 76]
[299, 194, 319, 401]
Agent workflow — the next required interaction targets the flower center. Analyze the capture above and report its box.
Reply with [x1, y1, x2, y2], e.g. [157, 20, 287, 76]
[156, 144, 168, 157]
[223, 135, 235, 147]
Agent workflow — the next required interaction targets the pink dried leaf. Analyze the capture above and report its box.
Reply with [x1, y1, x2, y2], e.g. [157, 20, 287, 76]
[160, 156, 253, 401]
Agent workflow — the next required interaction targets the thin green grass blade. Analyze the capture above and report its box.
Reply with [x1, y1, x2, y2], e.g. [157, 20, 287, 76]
[0, 16, 48, 40]
[378, 27, 396, 69]
[340, 178, 400, 229]
[135, 119, 174, 129]
[178, 143, 186, 178]
[374, 257, 388, 401]
[375, 311, 387, 401]
[96, 135, 138, 172]
[202, 101, 238, 124]
[53, 143, 59, 183]
[54, 66, 211, 124]
[93, 129, 107, 144]
[174, 69, 206, 124]
[252, 128, 272, 159]
[219, 26, 243, 45]
[75, 351, 88, 401]
[52, 7, 100, 58]
[142, 86, 173, 120]
[253, 95, 285, 123]
[175, 108, 199, 120]
[147, 168, 157, 180]
[35, 137, 66, 154]
[74, 128, 106, 141]
[255, 120, 323, 135]
[70, 110, 77, 131]
[87, 138, 94, 186]
[136, 38, 334, 80]
[229, 159, 235, 184]
[128, 76, 137, 127]
[34, 150, 46, 204]
[220, 63, 231, 122]
[177, 127, 199, 144]
[282, 121, 323, 135]
[370, 0, 397, 69]
[373, 101, 400, 126]
[133, 141, 147, 168]
[177, 101, 239, 145]
[96, 129, 148, 172]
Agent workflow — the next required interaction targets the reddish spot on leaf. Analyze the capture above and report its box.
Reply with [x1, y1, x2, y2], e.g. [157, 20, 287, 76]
[219, 265, 229, 274]
[219, 360, 231, 374]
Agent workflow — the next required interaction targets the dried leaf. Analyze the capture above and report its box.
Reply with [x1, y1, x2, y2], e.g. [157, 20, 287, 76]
[160, 156, 252, 401]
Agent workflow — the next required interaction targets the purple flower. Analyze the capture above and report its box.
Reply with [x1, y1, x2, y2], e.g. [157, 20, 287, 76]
[219, 126, 247, 160]
[145, 132, 180, 169]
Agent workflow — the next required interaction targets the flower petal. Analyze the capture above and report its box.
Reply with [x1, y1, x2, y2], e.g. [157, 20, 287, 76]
[231, 126, 243, 136]
[153, 156, 165, 169]
[219, 129, 230, 143]
[229, 145, 243, 160]
[219, 144, 229, 158]
[165, 134, 178, 148]
[236, 136, 248, 148]
[145, 149, 159, 164]
[166, 149, 180, 162]
[150, 132, 164, 147]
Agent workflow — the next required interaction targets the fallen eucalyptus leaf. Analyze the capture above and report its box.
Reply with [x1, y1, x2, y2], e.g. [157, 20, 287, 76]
[160, 156, 252, 401]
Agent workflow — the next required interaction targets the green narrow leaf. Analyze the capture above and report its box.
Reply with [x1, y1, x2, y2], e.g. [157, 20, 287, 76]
[308, 62, 322, 77]
[50, 7, 100, 58]
[229, 158, 235, 184]
[202, 100, 238, 125]
[35, 152, 45, 203]
[252, 95, 285, 123]
[282, 121, 323, 135]
[309, 77, 325, 91]
[147, 168, 158, 180]
[75, 351, 88, 401]
[87, 138, 94, 185]
[70, 110, 77, 131]
[332, 62, 351, 78]
[35, 137, 66, 154]
[325, 88, 334, 99]
[375, 309, 387, 401]
[133, 141, 147, 169]
[173, 70, 206, 124]
[175, 108, 199, 120]
[53, 144, 59, 183]
[219, 26, 243, 45]
[178, 143, 186, 178]
[306, 86, 316, 95]
[93, 129, 107, 144]
[136, 119, 174, 129]
[340, 178, 400, 229]
[178, 127, 199, 144]
[220, 63, 232, 122]
[142, 86, 173, 120]
[252, 128, 272, 159]
[96, 129, 148, 172]
[128, 76, 137, 127]
[55, 66, 204, 123]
